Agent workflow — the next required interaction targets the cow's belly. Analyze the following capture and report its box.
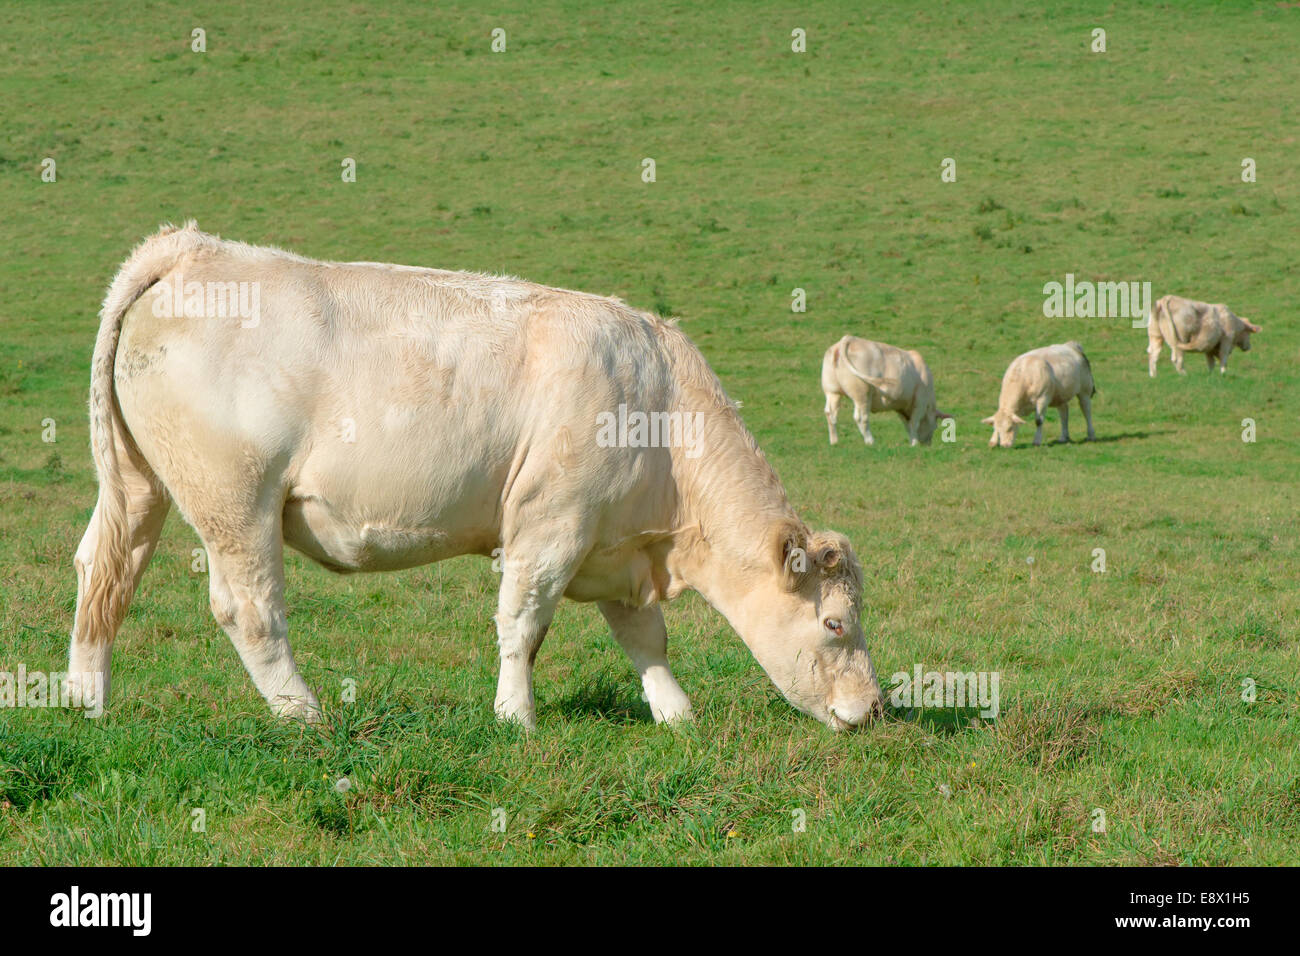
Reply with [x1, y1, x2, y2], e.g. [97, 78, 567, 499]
[282, 493, 497, 572]
[868, 392, 906, 413]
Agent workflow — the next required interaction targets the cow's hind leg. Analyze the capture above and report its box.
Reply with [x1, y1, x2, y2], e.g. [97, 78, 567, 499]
[598, 601, 693, 724]
[1057, 403, 1070, 444]
[1078, 392, 1096, 441]
[67, 443, 170, 714]
[1147, 336, 1162, 377]
[824, 391, 841, 445]
[853, 399, 874, 446]
[1171, 344, 1186, 374]
[204, 518, 319, 721]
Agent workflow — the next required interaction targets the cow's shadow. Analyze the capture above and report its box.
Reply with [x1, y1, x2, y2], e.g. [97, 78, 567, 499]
[1007, 430, 1163, 449]
[888, 706, 993, 735]
[547, 675, 651, 725]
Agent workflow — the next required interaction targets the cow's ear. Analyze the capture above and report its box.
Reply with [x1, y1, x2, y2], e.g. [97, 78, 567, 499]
[981, 415, 996, 425]
[770, 520, 808, 589]
[1244, 320, 1262, 333]
[937, 410, 954, 420]
[1011, 414, 1027, 425]
[812, 542, 842, 570]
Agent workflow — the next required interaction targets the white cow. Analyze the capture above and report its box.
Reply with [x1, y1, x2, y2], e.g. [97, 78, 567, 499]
[821, 336, 950, 446]
[983, 341, 1096, 448]
[1147, 294, 1261, 376]
[67, 223, 884, 731]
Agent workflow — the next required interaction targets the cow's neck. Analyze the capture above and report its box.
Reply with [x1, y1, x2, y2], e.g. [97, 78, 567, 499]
[663, 414, 801, 618]
[652, 320, 804, 614]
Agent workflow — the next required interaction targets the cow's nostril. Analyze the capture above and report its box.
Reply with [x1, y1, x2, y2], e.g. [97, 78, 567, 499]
[830, 701, 878, 728]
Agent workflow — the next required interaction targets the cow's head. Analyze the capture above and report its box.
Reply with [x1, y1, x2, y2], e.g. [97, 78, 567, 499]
[914, 403, 954, 445]
[740, 523, 884, 730]
[982, 410, 1024, 448]
[1230, 309, 1262, 351]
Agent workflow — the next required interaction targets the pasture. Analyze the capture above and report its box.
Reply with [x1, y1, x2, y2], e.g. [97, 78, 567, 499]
[1, 0, 1297, 864]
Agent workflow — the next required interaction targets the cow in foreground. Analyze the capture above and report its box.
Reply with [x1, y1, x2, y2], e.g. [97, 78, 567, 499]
[821, 335, 950, 446]
[1147, 294, 1261, 376]
[67, 222, 884, 731]
[983, 341, 1096, 448]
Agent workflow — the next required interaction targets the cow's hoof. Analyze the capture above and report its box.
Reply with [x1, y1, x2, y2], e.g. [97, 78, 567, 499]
[495, 707, 538, 732]
[63, 671, 109, 716]
[655, 705, 696, 726]
[273, 695, 323, 724]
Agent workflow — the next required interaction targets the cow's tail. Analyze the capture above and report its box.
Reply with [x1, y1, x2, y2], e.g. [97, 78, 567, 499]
[1082, 346, 1096, 396]
[1151, 296, 1178, 347]
[841, 347, 901, 393]
[78, 221, 206, 641]
[1067, 340, 1097, 396]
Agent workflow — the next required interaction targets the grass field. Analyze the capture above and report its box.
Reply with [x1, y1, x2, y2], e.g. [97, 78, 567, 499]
[1, 0, 1297, 865]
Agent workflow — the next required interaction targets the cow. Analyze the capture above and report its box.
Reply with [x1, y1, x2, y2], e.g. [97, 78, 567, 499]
[1147, 294, 1261, 376]
[983, 341, 1096, 448]
[820, 335, 950, 447]
[65, 222, 885, 731]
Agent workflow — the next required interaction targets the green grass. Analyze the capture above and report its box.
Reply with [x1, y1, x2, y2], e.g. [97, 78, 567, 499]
[1, 0, 1297, 864]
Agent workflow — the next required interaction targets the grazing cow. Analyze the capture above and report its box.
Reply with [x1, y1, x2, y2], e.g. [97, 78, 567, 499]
[1147, 294, 1261, 376]
[67, 223, 885, 731]
[983, 341, 1096, 448]
[820, 335, 950, 446]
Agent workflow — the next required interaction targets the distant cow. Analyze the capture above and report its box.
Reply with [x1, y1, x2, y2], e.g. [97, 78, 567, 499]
[821, 336, 950, 446]
[67, 222, 885, 732]
[983, 342, 1096, 448]
[1147, 295, 1261, 376]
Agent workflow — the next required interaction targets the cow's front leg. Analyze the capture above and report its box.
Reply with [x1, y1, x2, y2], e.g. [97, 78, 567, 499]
[1217, 341, 1232, 374]
[1078, 392, 1096, 441]
[905, 410, 920, 447]
[1206, 351, 1218, 372]
[824, 392, 841, 445]
[1057, 403, 1070, 444]
[598, 600, 693, 724]
[1032, 401, 1047, 447]
[493, 538, 586, 729]
[853, 401, 874, 446]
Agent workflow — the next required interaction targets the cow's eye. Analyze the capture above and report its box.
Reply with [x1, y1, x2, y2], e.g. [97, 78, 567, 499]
[823, 617, 844, 636]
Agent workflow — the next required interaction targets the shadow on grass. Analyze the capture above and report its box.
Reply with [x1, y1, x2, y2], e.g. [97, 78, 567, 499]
[887, 706, 991, 735]
[547, 673, 651, 725]
[1004, 430, 1166, 450]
